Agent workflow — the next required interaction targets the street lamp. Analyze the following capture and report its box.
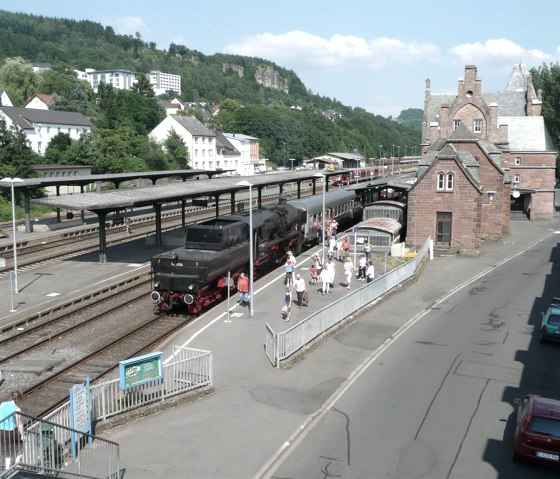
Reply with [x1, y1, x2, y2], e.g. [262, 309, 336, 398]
[289, 158, 295, 171]
[313, 173, 326, 265]
[1, 177, 24, 297]
[236, 180, 254, 317]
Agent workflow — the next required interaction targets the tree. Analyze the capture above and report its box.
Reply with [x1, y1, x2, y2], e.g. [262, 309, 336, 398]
[0, 118, 38, 180]
[0, 57, 38, 105]
[164, 129, 189, 169]
[132, 73, 155, 97]
[43, 132, 72, 164]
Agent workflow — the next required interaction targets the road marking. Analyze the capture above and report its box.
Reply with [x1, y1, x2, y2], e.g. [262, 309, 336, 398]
[255, 229, 559, 478]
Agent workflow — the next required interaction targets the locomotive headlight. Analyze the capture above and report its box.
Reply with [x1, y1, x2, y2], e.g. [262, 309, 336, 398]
[154, 282, 159, 288]
[188, 284, 194, 291]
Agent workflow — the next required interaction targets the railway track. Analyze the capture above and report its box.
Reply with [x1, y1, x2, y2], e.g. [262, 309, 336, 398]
[0, 187, 309, 276]
[0, 275, 191, 417]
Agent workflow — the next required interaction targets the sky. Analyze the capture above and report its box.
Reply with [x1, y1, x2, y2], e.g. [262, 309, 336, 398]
[5, 0, 560, 117]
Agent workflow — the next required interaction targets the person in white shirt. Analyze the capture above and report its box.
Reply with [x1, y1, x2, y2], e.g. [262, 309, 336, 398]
[326, 257, 336, 289]
[343, 257, 354, 289]
[366, 260, 375, 283]
[293, 274, 307, 307]
[319, 267, 331, 295]
[335, 239, 343, 261]
[357, 255, 367, 280]
[328, 236, 336, 257]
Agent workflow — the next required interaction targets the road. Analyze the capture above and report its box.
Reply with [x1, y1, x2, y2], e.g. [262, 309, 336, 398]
[270, 234, 560, 478]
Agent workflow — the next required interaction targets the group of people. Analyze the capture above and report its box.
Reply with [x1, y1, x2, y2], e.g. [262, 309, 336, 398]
[237, 236, 376, 322]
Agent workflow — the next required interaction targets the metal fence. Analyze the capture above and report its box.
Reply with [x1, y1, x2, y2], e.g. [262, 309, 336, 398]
[266, 237, 431, 367]
[43, 347, 212, 428]
[1, 412, 120, 478]
[10, 347, 212, 477]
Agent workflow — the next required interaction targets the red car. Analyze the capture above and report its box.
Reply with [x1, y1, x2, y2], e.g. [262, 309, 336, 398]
[513, 394, 560, 466]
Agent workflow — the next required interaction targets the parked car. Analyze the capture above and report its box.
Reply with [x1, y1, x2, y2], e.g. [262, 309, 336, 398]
[540, 304, 560, 343]
[513, 394, 560, 466]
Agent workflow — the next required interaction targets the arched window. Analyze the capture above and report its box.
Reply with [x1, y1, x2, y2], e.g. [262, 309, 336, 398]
[446, 173, 454, 190]
[437, 172, 445, 190]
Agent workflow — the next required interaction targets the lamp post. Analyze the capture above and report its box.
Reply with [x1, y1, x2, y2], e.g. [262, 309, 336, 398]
[289, 158, 295, 171]
[313, 173, 326, 265]
[1, 177, 24, 296]
[379, 145, 384, 177]
[236, 180, 254, 317]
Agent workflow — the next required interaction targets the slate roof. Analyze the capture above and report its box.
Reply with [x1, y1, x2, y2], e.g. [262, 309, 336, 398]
[171, 115, 215, 137]
[498, 116, 556, 152]
[0, 106, 93, 130]
[214, 131, 240, 155]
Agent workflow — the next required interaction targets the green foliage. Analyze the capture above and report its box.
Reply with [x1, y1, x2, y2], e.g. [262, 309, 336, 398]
[0, 56, 38, 105]
[163, 130, 189, 169]
[531, 63, 560, 175]
[0, 9, 422, 172]
[0, 117, 39, 180]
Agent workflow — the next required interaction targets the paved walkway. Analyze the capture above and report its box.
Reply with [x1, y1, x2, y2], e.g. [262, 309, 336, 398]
[99, 216, 560, 478]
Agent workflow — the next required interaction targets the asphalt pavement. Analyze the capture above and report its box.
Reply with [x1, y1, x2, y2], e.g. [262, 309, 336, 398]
[96, 214, 560, 479]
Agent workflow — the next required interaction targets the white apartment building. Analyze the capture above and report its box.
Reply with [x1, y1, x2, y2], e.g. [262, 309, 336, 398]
[0, 107, 93, 155]
[76, 68, 137, 92]
[223, 133, 260, 175]
[149, 71, 181, 96]
[149, 115, 217, 170]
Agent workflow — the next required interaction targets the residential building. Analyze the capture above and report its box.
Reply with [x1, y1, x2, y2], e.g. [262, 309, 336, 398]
[406, 64, 556, 255]
[0, 90, 13, 107]
[214, 131, 241, 173]
[0, 106, 94, 155]
[149, 115, 217, 170]
[149, 71, 181, 96]
[77, 68, 137, 92]
[24, 94, 54, 110]
[223, 133, 260, 175]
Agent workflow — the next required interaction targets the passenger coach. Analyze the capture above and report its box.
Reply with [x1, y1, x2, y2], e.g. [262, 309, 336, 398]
[288, 189, 359, 245]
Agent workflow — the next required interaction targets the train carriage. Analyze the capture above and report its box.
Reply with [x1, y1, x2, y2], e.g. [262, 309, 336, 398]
[288, 189, 358, 246]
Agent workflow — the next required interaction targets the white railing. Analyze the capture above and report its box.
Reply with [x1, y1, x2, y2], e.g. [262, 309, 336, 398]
[42, 347, 212, 429]
[266, 238, 431, 367]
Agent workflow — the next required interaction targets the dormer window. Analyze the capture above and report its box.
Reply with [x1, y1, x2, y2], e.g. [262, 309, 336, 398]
[453, 120, 461, 130]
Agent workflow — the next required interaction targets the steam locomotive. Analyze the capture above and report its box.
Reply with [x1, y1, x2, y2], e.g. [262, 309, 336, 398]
[151, 189, 359, 314]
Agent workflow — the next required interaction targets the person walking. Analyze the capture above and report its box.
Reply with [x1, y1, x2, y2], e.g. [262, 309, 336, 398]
[328, 236, 337, 258]
[343, 257, 354, 289]
[326, 257, 336, 289]
[293, 274, 307, 307]
[363, 240, 371, 261]
[357, 255, 367, 280]
[284, 251, 296, 286]
[320, 266, 331, 295]
[335, 238, 343, 261]
[342, 238, 350, 261]
[0, 390, 25, 470]
[313, 253, 324, 274]
[282, 285, 292, 320]
[237, 272, 250, 307]
[366, 260, 375, 283]
[310, 264, 318, 285]
[329, 218, 339, 239]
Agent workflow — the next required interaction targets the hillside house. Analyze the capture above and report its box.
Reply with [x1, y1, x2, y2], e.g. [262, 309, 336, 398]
[0, 106, 93, 155]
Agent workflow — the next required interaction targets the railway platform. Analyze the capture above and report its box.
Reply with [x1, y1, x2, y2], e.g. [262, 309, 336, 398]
[1, 217, 560, 477]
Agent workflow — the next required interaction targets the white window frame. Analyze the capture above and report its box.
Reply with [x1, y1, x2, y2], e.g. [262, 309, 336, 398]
[515, 157, 521, 166]
[446, 173, 454, 191]
[453, 120, 461, 130]
[474, 119, 483, 133]
[437, 172, 445, 191]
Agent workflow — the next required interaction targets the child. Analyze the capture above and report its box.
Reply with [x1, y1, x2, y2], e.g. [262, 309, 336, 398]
[310, 264, 318, 285]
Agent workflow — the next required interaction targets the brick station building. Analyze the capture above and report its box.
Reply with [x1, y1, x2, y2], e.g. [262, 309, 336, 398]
[406, 64, 557, 255]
